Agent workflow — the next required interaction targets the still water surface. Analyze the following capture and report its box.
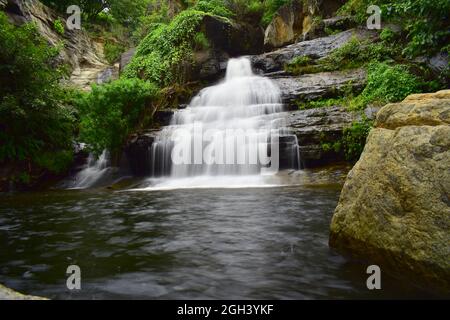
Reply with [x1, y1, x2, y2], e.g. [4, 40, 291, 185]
[0, 186, 431, 299]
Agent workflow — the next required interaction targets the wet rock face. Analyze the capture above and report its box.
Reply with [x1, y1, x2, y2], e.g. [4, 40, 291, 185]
[330, 90, 450, 292]
[286, 106, 359, 167]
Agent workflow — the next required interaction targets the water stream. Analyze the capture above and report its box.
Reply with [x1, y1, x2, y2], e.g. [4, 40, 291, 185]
[144, 57, 299, 190]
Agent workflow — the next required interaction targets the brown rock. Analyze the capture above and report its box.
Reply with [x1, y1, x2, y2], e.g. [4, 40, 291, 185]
[329, 90, 450, 292]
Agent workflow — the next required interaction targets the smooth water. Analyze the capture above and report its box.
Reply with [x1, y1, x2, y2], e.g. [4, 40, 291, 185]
[0, 185, 430, 299]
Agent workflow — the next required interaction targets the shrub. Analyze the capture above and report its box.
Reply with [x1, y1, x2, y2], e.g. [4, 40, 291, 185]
[350, 62, 420, 110]
[124, 9, 207, 85]
[338, 0, 450, 57]
[194, 0, 235, 18]
[0, 13, 75, 173]
[77, 78, 159, 155]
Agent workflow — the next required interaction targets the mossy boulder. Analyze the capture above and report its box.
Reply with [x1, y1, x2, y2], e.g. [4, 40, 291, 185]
[329, 90, 450, 292]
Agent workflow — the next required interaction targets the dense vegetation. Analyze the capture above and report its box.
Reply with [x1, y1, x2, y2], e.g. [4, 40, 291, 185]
[0, 12, 76, 183]
[1, 0, 448, 188]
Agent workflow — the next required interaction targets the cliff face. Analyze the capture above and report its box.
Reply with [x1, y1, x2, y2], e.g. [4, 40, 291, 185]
[0, 0, 117, 90]
[329, 90, 450, 291]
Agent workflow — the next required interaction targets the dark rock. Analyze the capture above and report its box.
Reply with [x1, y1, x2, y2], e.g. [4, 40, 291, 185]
[124, 131, 158, 176]
[252, 28, 378, 73]
[286, 106, 359, 167]
[202, 15, 264, 56]
[272, 68, 367, 109]
[153, 109, 175, 126]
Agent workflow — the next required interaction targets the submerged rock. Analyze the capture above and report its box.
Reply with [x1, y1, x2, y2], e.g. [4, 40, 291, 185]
[330, 90, 450, 292]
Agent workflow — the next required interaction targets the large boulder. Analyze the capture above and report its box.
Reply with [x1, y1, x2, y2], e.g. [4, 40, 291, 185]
[264, 0, 345, 49]
[329, 90, 450, 292]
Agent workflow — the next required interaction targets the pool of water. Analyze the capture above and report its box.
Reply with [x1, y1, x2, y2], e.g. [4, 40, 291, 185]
[0, 185, 432, 299]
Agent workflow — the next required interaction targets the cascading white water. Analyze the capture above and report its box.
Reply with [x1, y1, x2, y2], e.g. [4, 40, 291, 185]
[142, 58, 300, 189]
[68, 150, 112, 189]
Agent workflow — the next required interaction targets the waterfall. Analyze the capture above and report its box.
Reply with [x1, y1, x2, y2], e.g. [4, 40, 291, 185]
[141, 57, 300, 189]
[67, 150, 112, 189]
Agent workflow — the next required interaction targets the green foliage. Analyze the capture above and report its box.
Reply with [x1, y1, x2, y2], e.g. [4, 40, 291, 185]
[53, 19, 65, 35]
[77, 78, 159, 155]
[350, 62, 420, 110]
[108, 0, 150, 27]
[320, 37, 399, 72]
[194, 0, 235, 18]
[104, 40, 125, 64]
[124, 9, 207, 85]
[379, 27, 397, 42]
[338, 0, 450, 57]
[0, 13, 75, 174]
[284, 37, 400, 76]
[342, 118, 373, 161]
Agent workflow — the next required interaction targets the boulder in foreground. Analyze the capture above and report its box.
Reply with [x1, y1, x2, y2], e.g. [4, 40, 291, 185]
[329, 90, 450, 292]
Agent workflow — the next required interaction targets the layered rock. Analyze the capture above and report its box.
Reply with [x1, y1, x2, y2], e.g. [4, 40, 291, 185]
[286, 106, 360, 167]
[330, 90, 450, 291]
[252, 28, 378, 73]
[0, 0, 118, 90]
[272, 68, 367, 108]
